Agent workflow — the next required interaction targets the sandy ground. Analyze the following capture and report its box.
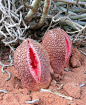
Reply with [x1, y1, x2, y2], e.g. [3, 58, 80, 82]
[0, 47, 86, 105]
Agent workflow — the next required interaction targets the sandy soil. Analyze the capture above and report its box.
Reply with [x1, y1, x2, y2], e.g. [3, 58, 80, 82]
[0, 47, 86, 105]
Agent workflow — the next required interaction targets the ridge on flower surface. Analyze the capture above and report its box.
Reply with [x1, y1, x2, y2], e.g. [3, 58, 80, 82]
[42, 28, 72, 74]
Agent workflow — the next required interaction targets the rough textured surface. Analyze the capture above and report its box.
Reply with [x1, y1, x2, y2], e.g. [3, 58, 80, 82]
[70, 48, 82, 68]
[14, 38, 51, 91]
[63, 82, 81, 99]
[0, 48, 86, 104]
[42, 28, 72, 74]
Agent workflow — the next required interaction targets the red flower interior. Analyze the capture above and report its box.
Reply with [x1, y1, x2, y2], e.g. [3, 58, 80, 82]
[29, 47, 38, 70]
[64, 34, 71, 63]
[27, 41, 41, 84]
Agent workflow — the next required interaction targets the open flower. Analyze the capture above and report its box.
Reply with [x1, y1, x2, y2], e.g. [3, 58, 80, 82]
[14, 38, 51, 91]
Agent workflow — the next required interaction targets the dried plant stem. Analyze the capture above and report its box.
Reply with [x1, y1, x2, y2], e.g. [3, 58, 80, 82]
[57, 6, 86, 21]
[76, 0, 79, 4]
[65, 20, 83, 30]
[24, 0, 41, 22]
[79, 83, 86, 87]
[79, 50, 86, 56]
[65, 3, 70, 16]
[2, 37, 18, 46]
[0, 55, 13, 81]
[30, 0, 51, 29]
[58, 6, 76, 15]
[53, 0, 86, 6]
[73, 25, 86, 42]
[25, 99, 39, 104]
[0, 90, 8, 94]
[22, 0, 34, 10]
[56, 2, 67, 6]
[40, 88, 72, 101]
[15, 5, 24, 13]
[69, 13, 86, 20]
[0, 0, 28, 47]
[52, 16, 83, 30]
[0, 31, 7, 38]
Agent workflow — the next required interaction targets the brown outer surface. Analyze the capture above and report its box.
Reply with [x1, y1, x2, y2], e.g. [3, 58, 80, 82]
[42, 28, 66, 74]
[14, 38, 51, 91]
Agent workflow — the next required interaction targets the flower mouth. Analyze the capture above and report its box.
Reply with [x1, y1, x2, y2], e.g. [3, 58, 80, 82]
[27, 41, 41, 84]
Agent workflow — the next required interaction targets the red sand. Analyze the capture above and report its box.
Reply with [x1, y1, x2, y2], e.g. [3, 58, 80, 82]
[0, 48, 86, 105]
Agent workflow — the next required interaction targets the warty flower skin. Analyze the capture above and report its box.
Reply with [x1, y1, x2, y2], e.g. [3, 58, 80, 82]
[14, 38, 51, 91]
[42, 28, 72, 74]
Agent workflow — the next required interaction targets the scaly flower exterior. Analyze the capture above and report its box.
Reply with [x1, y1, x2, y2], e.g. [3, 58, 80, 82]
[14, 38, 51, 91]
[42, 28, 72, 74]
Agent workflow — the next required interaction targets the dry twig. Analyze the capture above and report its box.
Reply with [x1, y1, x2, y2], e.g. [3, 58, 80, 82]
[0, 90, 8, 93]
[25, 99, 39, 104]
[0, 55, 13, 81]
[40, 88, 72, 100]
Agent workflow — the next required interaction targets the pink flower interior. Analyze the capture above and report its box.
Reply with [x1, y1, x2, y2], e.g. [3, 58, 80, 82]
[64, 33, 71, 63]
[27, 41, 41, 84]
